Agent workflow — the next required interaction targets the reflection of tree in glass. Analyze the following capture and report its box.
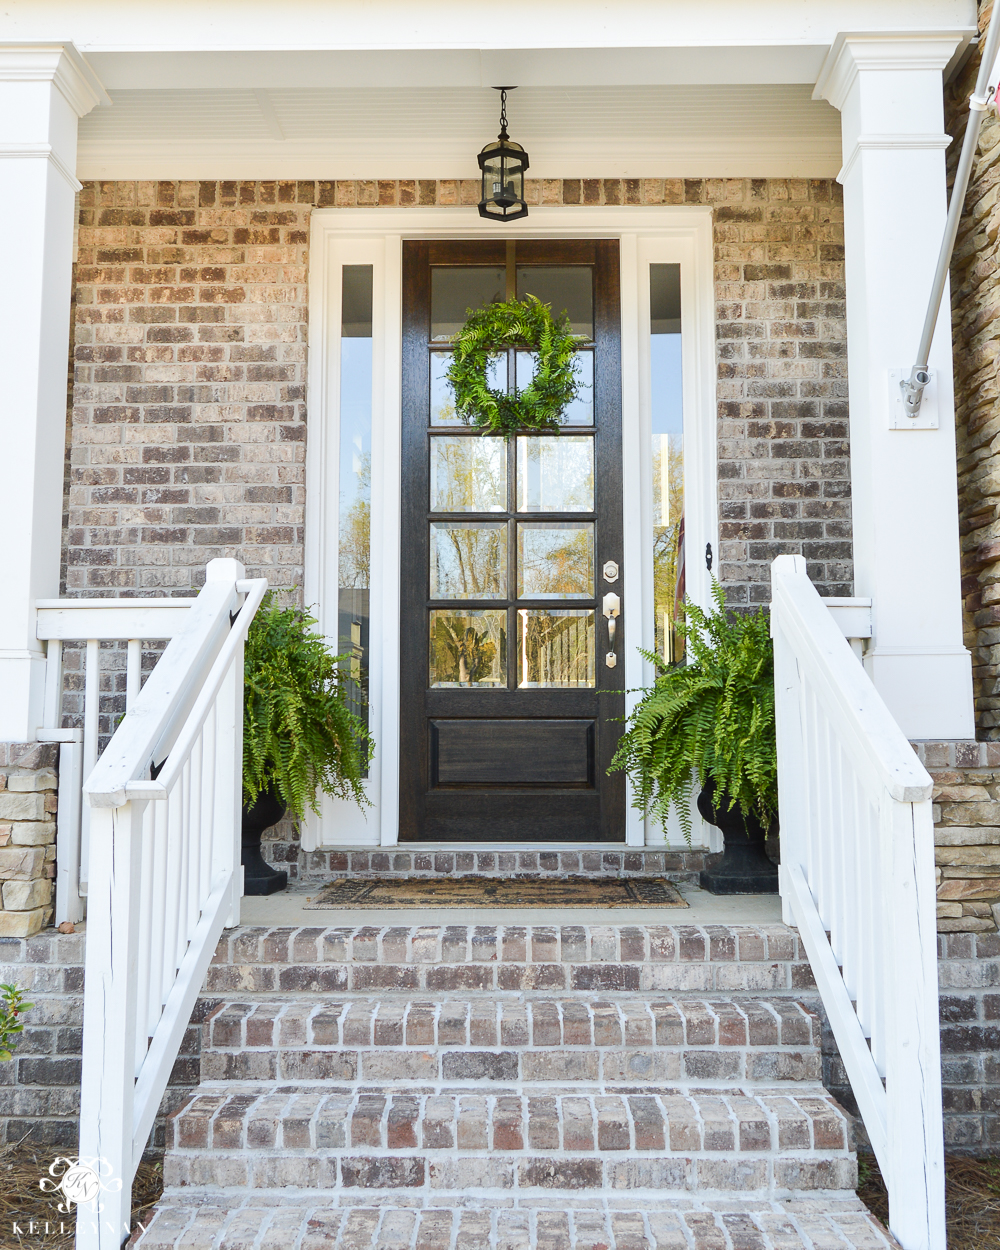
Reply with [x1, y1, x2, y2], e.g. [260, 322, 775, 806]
[432, 613, 505, 685]
[433, 524, 505, 598]
[433, 438, 505, 511]
[339, 452, 371, 589]
[521, 527, 592, 597]
[653, 437, 684, 659]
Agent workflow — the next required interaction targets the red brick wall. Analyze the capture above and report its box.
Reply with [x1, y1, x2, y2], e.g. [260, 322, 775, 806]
[67, 177, 851, 603]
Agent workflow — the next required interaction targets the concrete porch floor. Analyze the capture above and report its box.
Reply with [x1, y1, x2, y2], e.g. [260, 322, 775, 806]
[240, 881, 784, 928]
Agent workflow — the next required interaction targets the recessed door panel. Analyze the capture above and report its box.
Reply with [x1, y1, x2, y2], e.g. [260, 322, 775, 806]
[431, 719, 595, 788]
[400, 238, 624, 842]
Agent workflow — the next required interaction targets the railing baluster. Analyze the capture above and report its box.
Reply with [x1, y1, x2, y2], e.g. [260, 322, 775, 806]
[148, 799, 168, 1036]
[134, 802, 154, 1075]
[126, 638, 142, 709]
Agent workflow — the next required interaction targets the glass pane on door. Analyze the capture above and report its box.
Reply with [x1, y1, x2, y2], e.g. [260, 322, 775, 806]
[431, 267, 505, 340]
[430, 521, 507, 599]
[515, 351, 593, 425]
[430, 610, 507, 687]
[517, 267, 594, 339]
[517, 522, 594, 599]
[431, 437, 506, 512]
[517, 609, 596, 687]
[517, 436, 594, 512]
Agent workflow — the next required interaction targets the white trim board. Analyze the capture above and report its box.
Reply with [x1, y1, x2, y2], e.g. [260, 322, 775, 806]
[304, 206, 718, 851]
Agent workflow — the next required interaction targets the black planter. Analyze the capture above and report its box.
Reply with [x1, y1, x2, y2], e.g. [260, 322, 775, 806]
[241, 786, 289, 895]
[697, 779, 778, 895]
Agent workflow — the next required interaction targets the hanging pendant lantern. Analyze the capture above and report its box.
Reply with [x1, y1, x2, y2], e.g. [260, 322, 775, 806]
[478, 86, 529, 222]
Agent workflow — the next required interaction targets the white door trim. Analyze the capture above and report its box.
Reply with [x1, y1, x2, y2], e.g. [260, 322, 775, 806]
[305, 206, 717, 849]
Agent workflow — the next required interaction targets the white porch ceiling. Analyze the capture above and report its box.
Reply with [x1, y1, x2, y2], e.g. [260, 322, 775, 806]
[77, 84, 844, 180]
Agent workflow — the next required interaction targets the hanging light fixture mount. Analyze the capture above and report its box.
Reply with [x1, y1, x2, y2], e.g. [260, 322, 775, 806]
[478, 86, 529, 222]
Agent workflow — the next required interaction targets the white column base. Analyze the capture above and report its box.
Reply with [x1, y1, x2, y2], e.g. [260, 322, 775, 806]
[0, 650, 47, 742]
[864, 646, 975, 740]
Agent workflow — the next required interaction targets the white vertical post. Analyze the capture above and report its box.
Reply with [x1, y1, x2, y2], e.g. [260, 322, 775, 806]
[79, 638, 100, 891]
[814, 33, 974, 740]
[0, 45, 106, 741]
[55, 740, 84, 925]
[881, 794, 946, 1250]
[771, 555, 808, 927]
[77, 800, 146, 1250]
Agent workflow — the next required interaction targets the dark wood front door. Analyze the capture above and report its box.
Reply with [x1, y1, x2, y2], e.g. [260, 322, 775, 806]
[399, 238, 625, 841]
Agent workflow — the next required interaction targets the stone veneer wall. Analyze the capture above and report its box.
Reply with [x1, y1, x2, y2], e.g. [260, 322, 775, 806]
[913, 741, 1000, 934]
[0, 745, 58, 938]
[947, 0, 1000, 737]
[68, 177, 851, 607]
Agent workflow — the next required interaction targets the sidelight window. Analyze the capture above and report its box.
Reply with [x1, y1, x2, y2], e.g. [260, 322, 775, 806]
[649, 263, 684, 662]
[338, 265, 373, 768]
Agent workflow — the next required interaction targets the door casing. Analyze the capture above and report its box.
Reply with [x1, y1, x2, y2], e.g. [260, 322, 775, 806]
[304, 206, 718, 850]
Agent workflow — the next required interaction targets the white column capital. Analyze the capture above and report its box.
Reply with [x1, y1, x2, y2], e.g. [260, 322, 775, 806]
[814, 30, 972, 111]
[0, 43, 109, 118]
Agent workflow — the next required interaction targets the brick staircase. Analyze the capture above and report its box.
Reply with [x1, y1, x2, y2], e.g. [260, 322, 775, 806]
[135, 922, 896, 1250]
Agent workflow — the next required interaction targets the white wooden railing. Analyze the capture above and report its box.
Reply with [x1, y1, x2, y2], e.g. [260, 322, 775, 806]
[771, 554, 944, 1250]
[73, 559, 266, 1249]
[36, 597, 193, 924]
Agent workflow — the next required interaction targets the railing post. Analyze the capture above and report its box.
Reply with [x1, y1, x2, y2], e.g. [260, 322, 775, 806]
[77, 801, 146, 1250]
[55, 740, 84, 926]
[214, 621, 245, 928]
[771, 555, 808, 928]
[882, 794, 946, 1250]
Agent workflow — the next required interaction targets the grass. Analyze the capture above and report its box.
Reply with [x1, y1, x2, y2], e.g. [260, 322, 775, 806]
[858, 1152, 1000, 1249]
[0, 1139, 163, 1249]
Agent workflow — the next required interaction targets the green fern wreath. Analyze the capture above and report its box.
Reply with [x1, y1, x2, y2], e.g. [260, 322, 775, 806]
[446, 295, 581, 437]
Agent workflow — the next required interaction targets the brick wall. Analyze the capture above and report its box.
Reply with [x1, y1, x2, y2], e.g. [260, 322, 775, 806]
[947, 0, 1000, 738]
[70, 181, 310, 597]
[66, 177, 851, 605]
[0, 745, 58, 938]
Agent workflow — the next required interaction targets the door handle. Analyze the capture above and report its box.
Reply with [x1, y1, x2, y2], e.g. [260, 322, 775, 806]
[602, 592, 620, 668]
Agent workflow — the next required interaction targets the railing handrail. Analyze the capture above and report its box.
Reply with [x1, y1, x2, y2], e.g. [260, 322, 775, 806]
[83, 560, 245, 808]
[772, 559, 932, 802]
[125, 577, 267, 800]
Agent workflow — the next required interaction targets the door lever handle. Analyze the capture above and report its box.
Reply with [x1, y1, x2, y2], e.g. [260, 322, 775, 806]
[602, 592, 620, 665]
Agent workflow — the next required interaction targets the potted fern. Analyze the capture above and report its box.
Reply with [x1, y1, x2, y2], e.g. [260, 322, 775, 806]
[610, 581, 778, 894]
[242, 595, 372, 894]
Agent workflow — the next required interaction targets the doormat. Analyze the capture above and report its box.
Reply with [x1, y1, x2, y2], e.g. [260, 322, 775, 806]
[303, 875, 688, 909]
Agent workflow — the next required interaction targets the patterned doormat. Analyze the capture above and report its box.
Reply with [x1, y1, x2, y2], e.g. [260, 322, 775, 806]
[303, 875, 687, 909]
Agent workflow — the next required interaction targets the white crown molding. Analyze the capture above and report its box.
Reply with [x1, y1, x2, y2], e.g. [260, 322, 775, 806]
[838, 131, 952, 182]
[814, 29, 973, 110]
[0, 142, 83, 190]
[0, 43, 110, 117]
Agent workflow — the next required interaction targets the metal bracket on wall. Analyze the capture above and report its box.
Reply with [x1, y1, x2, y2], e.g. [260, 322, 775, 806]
[888, 369, 939, 429]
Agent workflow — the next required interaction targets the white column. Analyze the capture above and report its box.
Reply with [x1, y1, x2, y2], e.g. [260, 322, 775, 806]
[816, 32, 975, 740]
[0, 45, 106, 741]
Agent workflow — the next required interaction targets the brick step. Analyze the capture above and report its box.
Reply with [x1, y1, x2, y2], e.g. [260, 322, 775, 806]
[206, 924, 815, 996]
[165, 1085, 855, 1196]
[135, 1194, 897, 1250]
[200, 996, 822, 1085]
[293, 846, 712, 884]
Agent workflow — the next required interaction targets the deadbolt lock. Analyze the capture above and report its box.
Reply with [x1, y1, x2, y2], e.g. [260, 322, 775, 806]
[603, 560, 619, 583]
